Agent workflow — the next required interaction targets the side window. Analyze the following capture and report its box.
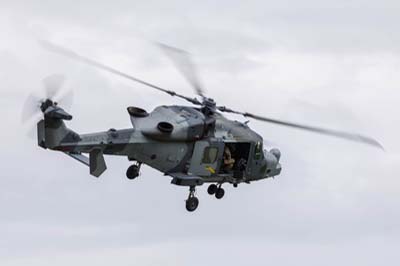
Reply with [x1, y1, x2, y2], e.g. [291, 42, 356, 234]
[254, 142, 263, 160]
[202, 147, 218, 164]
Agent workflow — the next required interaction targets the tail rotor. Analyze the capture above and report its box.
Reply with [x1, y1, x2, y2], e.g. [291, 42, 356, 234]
[21, 74, 74, 138]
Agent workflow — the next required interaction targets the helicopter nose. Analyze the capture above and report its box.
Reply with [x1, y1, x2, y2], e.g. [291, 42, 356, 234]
[264, 148, 282, 177]
[270, 148, 281, 161]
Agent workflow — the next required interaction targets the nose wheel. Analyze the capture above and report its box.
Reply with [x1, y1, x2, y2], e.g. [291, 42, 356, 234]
[185, 186, 199, 212]
[126, 162, 141, 180]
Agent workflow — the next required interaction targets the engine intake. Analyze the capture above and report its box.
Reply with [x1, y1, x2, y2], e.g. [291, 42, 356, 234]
[157, 122, 174, 133]
[127, 106, 149, 118]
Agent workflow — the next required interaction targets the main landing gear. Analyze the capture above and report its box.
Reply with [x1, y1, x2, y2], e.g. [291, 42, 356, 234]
[185, 184, 226, 212]
[126, 162, 141, 180]
[207, 184, 225, 199]
[186, 186, 199, 212]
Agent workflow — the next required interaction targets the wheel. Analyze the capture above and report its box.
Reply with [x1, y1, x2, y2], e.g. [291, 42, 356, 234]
[207, 184, 218, 195]
[215, 188, 225, 199]
[126, 165, 139, 180]
[186, 197, 199, 212]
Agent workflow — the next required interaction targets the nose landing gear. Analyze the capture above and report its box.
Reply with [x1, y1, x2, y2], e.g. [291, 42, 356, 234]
[186, 186, 199, 212]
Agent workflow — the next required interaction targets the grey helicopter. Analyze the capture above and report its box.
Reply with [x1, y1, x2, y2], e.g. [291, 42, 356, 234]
[22, 41, 383, 212]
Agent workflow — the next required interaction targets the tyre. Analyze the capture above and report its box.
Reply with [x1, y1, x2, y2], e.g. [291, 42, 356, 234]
[126, 165, 139, 180]
[186, 197, 199, 212]
[207, 184, 218, 195]
[215, 188, 225, 199]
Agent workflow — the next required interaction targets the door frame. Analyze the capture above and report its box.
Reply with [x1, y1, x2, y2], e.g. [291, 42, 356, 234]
[188, 139, 224, 177]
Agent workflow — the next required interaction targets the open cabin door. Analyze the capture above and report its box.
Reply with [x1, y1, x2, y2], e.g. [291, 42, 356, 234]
[189, 140, 224, 177]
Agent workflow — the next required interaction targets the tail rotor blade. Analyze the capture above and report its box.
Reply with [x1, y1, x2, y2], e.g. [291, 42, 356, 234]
[21, 93, 43, 140]
[25, 117, 41, 140]
[21, 74, 72, 141]
[21, 93, 42, 123]
[43, 74, 66, 100]
[55, 89, 74, 111]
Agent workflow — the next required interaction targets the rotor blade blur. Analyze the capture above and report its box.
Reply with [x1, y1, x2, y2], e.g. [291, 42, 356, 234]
[21, 93, 42, 123]
[157, 42, 205, 98]
[25, 117, 40, 140]
[43, 74, 65, 99]
[56, 89, 74, 111]
[39, 40, 202, 106]
[218, 106, 383, 149]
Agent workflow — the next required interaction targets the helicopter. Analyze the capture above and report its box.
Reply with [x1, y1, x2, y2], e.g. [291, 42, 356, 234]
[22, 40, 383, 212]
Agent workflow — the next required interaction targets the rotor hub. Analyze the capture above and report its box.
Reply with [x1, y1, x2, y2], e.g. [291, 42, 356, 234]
[201, 97, 217, 115]
[40, 99, 56, 112]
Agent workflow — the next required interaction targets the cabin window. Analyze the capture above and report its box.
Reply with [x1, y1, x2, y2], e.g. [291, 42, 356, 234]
[202, 147, 218, 164]
[254, 142, 263, 160]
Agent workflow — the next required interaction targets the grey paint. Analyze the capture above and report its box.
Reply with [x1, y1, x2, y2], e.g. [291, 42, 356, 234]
[40, 103, 281, 184]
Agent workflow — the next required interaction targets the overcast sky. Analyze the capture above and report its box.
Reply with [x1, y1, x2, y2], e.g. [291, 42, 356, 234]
[1, 1, 399, 265]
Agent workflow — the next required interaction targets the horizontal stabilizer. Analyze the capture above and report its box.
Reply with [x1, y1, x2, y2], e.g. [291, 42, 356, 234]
[65, 152, 89, 166]
[64, 149, 107, 177]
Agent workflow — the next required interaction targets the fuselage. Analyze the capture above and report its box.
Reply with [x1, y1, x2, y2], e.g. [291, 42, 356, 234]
[124, 105, 282, 183]
[56, 105, 282, 184]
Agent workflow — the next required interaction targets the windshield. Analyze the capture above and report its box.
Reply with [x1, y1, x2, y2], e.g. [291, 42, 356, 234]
[254, 142, 263, 160]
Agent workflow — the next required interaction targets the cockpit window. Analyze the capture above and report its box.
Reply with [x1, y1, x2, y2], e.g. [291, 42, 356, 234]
[202, 147, 218, 164]
[254, 142, 263, 160]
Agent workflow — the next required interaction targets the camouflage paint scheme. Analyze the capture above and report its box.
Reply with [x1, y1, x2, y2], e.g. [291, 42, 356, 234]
[38, 103, 282, 186]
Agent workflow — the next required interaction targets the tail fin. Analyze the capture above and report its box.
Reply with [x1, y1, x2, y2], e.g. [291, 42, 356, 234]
[37, 103, 79, 149]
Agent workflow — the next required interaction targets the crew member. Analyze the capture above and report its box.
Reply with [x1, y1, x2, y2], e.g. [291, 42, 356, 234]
[223, 145, 235, 172]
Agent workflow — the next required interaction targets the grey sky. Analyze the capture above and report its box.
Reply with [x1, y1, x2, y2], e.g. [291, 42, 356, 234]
[0, 1, 399, 265]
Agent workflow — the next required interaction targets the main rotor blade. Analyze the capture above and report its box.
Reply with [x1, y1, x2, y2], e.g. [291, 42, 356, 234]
[157, 42, 205, 98]
[218, 106, 383, 149]
[39, 40, 202, 106]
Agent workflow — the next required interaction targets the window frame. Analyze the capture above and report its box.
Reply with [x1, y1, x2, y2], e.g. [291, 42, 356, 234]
[202, 146, 219, 164]
[254, 142, 263, 160]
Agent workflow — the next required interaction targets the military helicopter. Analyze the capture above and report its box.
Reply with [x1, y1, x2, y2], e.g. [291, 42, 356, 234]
[22, 41, 383, 212]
